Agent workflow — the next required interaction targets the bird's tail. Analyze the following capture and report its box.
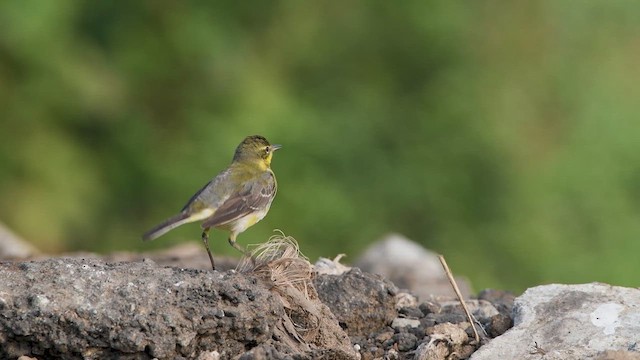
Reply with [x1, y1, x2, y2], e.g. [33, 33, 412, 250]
[142, 212, 193, 241]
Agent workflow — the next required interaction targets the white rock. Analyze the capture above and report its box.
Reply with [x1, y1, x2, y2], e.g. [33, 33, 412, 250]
[470, 283, 640, 360]
[391, 317, 421, 329]
[314, 254, 351, 275]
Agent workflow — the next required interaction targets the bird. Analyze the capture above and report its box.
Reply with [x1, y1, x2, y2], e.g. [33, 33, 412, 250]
[142, 135, 281, 270]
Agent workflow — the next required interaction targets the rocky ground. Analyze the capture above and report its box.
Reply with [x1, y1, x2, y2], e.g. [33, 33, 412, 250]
[1, 232, 638, 360]
[315, 266, 514, 360]
[0, 258, 513, 360]
[0, 235, 514, 360]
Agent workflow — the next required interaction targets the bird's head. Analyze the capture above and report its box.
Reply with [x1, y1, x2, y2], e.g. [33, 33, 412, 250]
[233, 135, 282, 169]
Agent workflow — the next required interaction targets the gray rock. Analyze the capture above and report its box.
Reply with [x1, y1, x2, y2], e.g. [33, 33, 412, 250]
[355, 233, 472, 299]
[470, 283, 640, 360]
[0, 258, 356, 360]
[391, 318, 421, 329]
[314, 268, 398, 337]
[477, 289, 515, 317]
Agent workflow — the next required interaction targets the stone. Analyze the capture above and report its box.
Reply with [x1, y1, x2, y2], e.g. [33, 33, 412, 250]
[314, 254, 351, 275]
[415, 322, 474, 360]
[392, 332, 418, 351]
[391, 318, 421, 330]
[470, 283, 640, 360]
[354, 233, 472, 299]
[398, 306, 424, 319]
[0, 258, 356, 360]
[438, 298, 507, 337]
[477, 289, 515, 317]
[314, 268, 398, 337]
[395, 292, 419, 309]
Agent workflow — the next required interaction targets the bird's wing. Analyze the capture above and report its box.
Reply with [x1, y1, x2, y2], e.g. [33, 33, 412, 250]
[181, 168, 233, 213]
[201, 171, 276, 229]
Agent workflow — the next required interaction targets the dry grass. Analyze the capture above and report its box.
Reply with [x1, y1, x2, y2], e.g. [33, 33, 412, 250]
[237, 230, 313, 298]
[237, 231, 320, 345]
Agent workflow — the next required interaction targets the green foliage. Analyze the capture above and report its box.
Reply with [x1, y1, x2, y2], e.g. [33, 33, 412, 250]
[1, 1, 639, 292]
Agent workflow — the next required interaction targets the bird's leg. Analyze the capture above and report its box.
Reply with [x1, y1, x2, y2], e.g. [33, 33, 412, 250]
[201, 227, 215, 270]
[229, 233, 256, 268]
[228, 233, 248, 256]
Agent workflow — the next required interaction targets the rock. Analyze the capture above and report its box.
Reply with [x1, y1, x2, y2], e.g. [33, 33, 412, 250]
[314, 268, 398, 337]
[398, 306, 423, 320]
[437, 298, 515, 338]
[440, 299, 499, 319]
[427, 322, 469, 347]
[488, 313, 512, 338]
[392, 332, 418, 352]
[314, 254, 351, 275]
[395, 292, 419, 310]
[419, 300, 441, 315]
[0, 223, 39, 259]
[0, 258, 356, 360]
[355, 234, 472, 299]
[470, 283, 640, 360]
[414, 322, 475, 360]
[391, 318, 421, 330]
[477, 289, 515, 317]
[475, 289, 515, 337]
[196, 351, 221, 360]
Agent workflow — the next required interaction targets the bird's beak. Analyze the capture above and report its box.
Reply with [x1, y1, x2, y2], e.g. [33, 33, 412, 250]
[271, 144, 282, 151]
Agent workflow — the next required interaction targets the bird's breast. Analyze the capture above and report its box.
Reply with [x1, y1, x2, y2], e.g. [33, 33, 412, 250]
[227, 207, 270, 234]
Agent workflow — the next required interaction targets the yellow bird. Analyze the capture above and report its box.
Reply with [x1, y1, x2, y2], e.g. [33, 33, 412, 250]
[143, 135, 281, 270]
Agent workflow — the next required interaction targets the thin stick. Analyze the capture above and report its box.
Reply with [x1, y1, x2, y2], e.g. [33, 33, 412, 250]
[438, 254, 480, 343]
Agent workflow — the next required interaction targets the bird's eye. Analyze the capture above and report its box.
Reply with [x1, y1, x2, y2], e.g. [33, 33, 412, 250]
[265, 146, 270, 153]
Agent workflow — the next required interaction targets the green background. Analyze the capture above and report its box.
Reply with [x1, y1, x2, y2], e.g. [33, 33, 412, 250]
[1, 1, 639, 293]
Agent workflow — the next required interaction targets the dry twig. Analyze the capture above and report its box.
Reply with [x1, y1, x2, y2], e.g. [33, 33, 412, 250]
[438, 254, 480, 343]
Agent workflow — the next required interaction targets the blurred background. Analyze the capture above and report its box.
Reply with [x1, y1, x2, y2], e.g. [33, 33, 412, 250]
[1, 1, 639, 293]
